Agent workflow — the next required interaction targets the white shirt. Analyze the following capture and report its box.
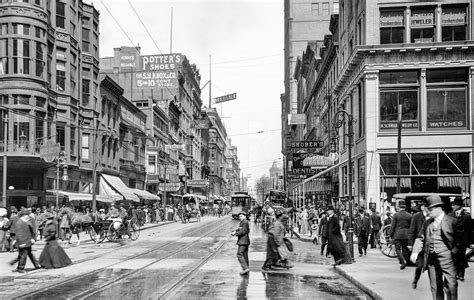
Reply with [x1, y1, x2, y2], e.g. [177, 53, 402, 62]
[434, 211, 445, 227]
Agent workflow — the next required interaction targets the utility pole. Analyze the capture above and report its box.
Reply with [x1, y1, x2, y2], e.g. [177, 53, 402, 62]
[91, 117, 99, 212]
[163, 164, 167, 206]
[2, 113, 7, 207]
[396, 103, 402, 194]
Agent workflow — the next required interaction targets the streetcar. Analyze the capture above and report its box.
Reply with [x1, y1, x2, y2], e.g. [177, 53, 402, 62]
[230, 191, 252, 219]
[266, 189, 287, 207]
[181, 194, 202, 223]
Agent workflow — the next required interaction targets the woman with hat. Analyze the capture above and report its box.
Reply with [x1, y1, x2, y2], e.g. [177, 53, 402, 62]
[39, 212, 72, 269]
[262, 209, 293, 270]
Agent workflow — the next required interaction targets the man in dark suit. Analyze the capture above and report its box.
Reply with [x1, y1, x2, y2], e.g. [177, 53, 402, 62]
[318, 212, 329, 256]
[355, 209, 370, 256]
[369, 208, 382, 248]
[11, 208, 40, 272]
[390, 202, 412, 269]
[232, 211, 250, 275]
[411, 194, 462, 300]
[449, 198, 470, 281]
[325, 206, 346, 266]
[408, 202, 429, 289]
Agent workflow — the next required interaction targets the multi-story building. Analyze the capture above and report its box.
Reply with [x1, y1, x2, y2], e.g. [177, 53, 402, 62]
[299, 0, 474, 213]
[0, 0, 102, 207]
[282, 0, 340, 192]
[269, 160, 284, 190]
[225, 141, 241, 195]
[203, 107, 227, 196]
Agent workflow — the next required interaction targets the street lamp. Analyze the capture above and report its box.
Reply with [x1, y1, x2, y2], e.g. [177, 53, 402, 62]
[331, 109, 355, 261]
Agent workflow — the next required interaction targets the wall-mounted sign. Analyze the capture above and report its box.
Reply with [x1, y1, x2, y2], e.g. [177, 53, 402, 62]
[380, 10, 404, 27]
[290, 140, 323, 149]
[165, 144, 186, 151]
[302, 154, 334, 169]
[442, 8, 466, 25]
[428, 120, 465, 128]
[215, 93, 237, 104]
[40, 140, 61, 163]
[158, 182, 181, 192]
[135, 71, 178, 88]
[380, 121, 418, 130]
[119, 54, 138, 69]
[141, 54, 182, 71]
[192, 119, 210, 129]
[411, 10, 434, 27]
[187, 179, 208, 187]
[288, 114, 306, 125]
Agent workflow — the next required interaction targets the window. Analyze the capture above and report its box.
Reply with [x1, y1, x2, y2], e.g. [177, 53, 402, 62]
[442, 6, 467, 41]
[148, 155, 156, 173]
[12, 40, 30, 74]
[380, 9, 404, 44]
[322, 2, 329, 15]
[82, 79, 90, 106]
[35, 42, 44, 77]
[56, 60, 66, 91]
[81, 133, 89, 160]
[56, 1, 66, 29]
[311, 3, 319, 15]
[35, 96, 45, 107]
[34, 26, 44, 38]
[411, 8, 435, 43]
[0, 39, 8, 75]
[0, 24, 7, 35]
[426, 68, 467, 130]
[13, 94, 30, 105]
[380, 70, 419, 130]
[12, 24, 29, 36]
[35, 112, 45, 141]
[70, 126, 75, 156]
[439, 153, 469, 174]
[333, 3, 339, 14]
[380, 154, 410, 175]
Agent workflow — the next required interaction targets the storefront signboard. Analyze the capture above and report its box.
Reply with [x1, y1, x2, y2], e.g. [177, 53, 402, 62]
[380, 11, 404, 27]
[135, 71, 178, 88]
[428, 120, 465, 128]
[187, 179, 208, 187]
[302, 154, 334, 169]
[142, 54, 182, 71]
[380, 121, 418, 130]
[442, 8, 466, 25]
[290, 140, 323, 150]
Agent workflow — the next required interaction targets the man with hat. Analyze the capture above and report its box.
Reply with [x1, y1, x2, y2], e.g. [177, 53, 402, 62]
[390, 201, 412, 269]
[11, 208, 40, 272]
[325, 206, 346, 266]
[448, 197, 470, 281]
[231, 211, 250, 275]
[411, 194, 462, 300]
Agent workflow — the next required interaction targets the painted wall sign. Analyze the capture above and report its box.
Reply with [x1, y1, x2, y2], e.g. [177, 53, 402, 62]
[141, 54, 182, 71]
[411, 10, 434, 27]
[442, 8, 466, 25]
[428, 120, 465, 128]
[288, 114, 306, 125]
[380, 121, 418, 129]
[380, 11, 404, 27]
[135, 71, 178, 88]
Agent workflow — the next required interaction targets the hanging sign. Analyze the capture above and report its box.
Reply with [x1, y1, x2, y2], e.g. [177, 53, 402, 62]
[215, 93, 237, 104]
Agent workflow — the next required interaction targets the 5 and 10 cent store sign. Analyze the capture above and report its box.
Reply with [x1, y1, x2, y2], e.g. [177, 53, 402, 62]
[135, 54, 182, 88]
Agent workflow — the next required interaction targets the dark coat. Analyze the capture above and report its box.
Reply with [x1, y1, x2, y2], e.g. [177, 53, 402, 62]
[408, 211, 426, 246]
[12, 216, 35, 248]
[326, 214, 346, 256]
[370, 212, 382, 231]
[355, 215, 370, 236]
[318, 217, 328, 237]
[448, 209, 471, 248]
[390, 210, 412, 240]
[235, 219, 250, 245]
[416, 214, 462, 271]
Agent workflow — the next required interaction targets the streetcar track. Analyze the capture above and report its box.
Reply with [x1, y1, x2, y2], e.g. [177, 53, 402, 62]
[11, 218, 234, 299]
[75, 219, 234, 299]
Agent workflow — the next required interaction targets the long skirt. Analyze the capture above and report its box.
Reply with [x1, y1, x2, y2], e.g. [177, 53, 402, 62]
[39, 239, 72, 269]
[263, 235, 280, 266]
[300, 220, 308, 235]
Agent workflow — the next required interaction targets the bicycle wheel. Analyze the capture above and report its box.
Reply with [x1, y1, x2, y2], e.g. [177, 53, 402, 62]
[379, 225, 397, 258]
[128, 219, 140, 241]
[107, 221, 121, 242]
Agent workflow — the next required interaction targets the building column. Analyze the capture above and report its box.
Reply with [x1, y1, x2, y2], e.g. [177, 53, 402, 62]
[364, 70, 381, 212]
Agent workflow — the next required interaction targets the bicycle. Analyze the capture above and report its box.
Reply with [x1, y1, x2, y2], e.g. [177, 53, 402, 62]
[379, 224, 397, 258]
[106, 217, 140, 242]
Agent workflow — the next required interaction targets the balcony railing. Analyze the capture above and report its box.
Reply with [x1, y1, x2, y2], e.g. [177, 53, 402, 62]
[0, 140, 43, 155]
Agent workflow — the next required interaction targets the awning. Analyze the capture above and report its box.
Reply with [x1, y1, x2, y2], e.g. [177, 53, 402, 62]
[100, 174, 140, 202]
[132, 188, 161, 201]
[47, 190, 113, 203]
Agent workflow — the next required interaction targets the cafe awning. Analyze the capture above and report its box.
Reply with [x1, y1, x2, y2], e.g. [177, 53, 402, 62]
[47, 190, 113, 203]
[132, 188, 161, 201]
[100, 174, 140, 202]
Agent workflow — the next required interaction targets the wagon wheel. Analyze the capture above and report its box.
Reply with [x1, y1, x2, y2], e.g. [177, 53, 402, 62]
[379, 225, 397, 258]
[128, 219, 140, 241]
[107, 221, 122, 242]
[94, 223, 107, 243]
[88, 224, 99, 242]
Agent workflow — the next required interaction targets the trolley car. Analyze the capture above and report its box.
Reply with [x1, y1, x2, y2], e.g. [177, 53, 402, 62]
[230, 192, 252, 219]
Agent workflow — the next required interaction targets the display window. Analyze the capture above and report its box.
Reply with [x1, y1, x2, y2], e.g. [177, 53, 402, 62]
[441, 6, 467, 42]
[380, 90, 418, 129]
[411, 8, 436, 43]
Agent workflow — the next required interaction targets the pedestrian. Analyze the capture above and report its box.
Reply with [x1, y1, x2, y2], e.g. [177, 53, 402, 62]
[59, 205, 72, 244]
[299, 207, 309, 236]
[232, 211, 250, 275]
[318, 212, 329, 256]
[0, 207, 10, 252]
[325, 206, 346, 266]
[408, 202, 429, 289]
[410, 194, 462, 300]
[11, 208, 40, 273]
[39, 212, 72, 269]
[390, 202, 412, 270]
[384, 212, 392, 227]
[7, 206, 19, 252]
[308, 206, 316, 237]
[369, 208, 382, 248]
[448, 197, 470, 281]
[355, 209, 370, 256]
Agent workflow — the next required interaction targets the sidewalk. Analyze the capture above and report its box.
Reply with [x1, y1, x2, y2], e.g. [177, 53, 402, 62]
[335, 247, 474, 300]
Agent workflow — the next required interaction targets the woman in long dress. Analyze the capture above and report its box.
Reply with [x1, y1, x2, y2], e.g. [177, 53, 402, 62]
[39, 212, 72, 269]
[300, 207, 309, 235]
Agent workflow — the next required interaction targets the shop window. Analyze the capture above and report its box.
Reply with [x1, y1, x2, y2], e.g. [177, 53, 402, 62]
[380, 154, 410, 175]
[380, 90, 418, 129]
[380, 9, 404, 44]
[380, 70, 418, 85]
[411, 8, 435, 43]
[442, 6, 467, 42]
[426, 68, 467, 84]
[439, 153, 469, 174]
[411, 154, 437, 174]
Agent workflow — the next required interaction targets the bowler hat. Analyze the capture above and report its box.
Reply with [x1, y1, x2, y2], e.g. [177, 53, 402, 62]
[452, 198, 464, 207]
[426, 194, 444, 208]
[44, 212, 54, 219]
[238, 211, 247, 216]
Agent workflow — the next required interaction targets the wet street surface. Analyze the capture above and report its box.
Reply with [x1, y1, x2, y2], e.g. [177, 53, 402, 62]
[1, 217, 369, 299]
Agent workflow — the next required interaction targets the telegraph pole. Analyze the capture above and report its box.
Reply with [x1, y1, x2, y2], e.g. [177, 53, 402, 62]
[2, 113, 7, 207]
[396, 103, 402, 194]
[209, 55, 212, 108]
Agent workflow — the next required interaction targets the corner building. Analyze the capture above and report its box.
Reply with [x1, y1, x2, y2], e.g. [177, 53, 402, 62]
[0, 0, 100, 207]
[303, 0, 474, 213]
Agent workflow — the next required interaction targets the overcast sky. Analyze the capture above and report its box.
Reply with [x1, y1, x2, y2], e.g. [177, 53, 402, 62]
[96, 0, 284, 188]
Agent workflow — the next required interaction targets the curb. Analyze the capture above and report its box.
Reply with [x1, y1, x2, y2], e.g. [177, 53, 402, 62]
[334, 266, 383, 300]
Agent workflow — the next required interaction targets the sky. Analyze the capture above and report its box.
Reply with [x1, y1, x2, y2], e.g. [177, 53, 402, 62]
[95, 0, 284, 189]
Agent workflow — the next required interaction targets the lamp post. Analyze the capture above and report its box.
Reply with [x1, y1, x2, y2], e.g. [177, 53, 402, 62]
[56, 151, 67, 208]
[2, 114, 7, 208]
[331, 109, 355, 261]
